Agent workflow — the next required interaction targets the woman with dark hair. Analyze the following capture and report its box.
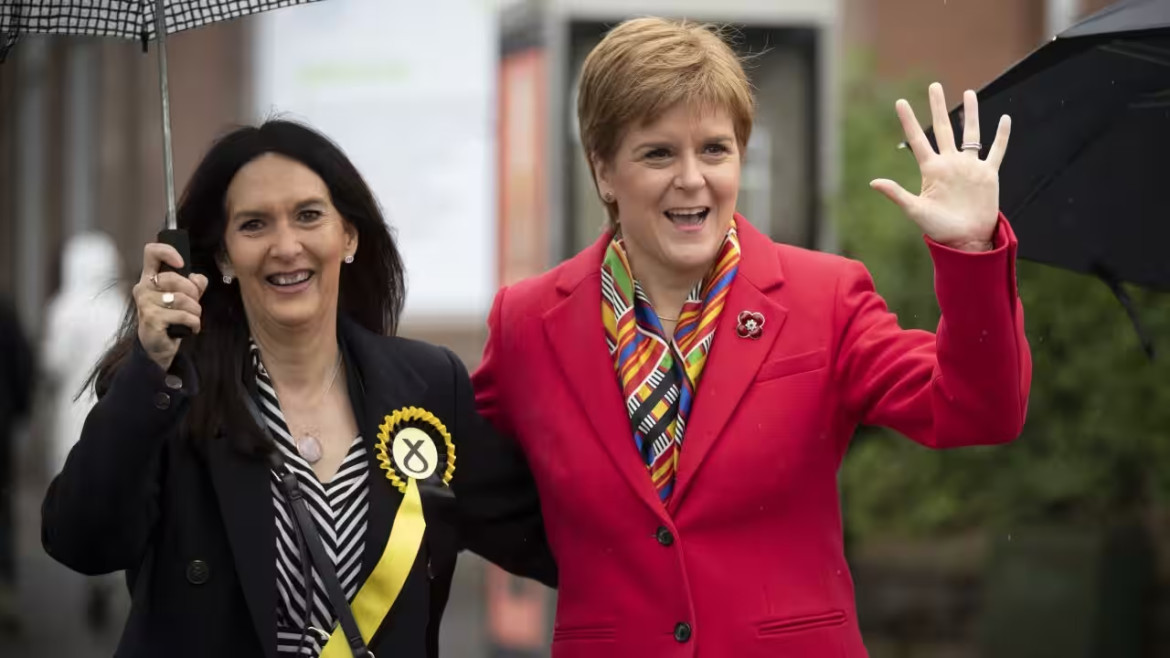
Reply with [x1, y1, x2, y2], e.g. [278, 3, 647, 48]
[41, 120, 555, 658]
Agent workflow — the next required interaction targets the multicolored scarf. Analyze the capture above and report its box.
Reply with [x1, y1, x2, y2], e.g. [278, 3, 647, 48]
[601, 221, 740, 504]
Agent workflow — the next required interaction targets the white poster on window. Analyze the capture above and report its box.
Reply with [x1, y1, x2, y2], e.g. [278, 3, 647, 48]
[250, 0, 497, 319]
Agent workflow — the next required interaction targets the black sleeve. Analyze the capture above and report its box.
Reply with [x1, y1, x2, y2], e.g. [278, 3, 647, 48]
[443, 348, 557, 588]
[41, 341, 198, 575]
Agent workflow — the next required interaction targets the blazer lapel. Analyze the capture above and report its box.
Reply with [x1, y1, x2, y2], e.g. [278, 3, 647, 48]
[206, 436, 277, 658]
[205, 320, 429, 658]
[543, 236, 666, 517]
[670, 217, 788, 512]
[338, 318, 426, 584]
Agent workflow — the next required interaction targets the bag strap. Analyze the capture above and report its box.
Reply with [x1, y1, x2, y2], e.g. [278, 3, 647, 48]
[243, 388, 372, 657]
[269, 449, 372, 658]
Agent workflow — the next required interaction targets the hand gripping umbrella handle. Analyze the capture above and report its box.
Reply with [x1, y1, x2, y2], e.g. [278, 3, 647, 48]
[152, 5, 189, 340]
[157, 228, 193, 339]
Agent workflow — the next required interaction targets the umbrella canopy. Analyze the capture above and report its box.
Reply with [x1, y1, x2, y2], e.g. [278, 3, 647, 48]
[2, 0, 323, 59]
[931, 0, 1170, 292]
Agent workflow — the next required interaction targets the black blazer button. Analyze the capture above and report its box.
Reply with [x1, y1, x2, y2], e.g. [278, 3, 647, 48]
[674, 622, 692, 642]
[655, 526, 674, 546]
[153, 391, 171, 410]
[186, 559, 210, 585]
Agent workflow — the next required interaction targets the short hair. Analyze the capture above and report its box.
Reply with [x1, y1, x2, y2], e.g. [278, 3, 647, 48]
[577, 17, 755, 223]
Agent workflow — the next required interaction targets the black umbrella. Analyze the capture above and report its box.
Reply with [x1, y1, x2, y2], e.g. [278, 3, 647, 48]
[927, 0, 1170, 357]
[1, 0, 324, 337]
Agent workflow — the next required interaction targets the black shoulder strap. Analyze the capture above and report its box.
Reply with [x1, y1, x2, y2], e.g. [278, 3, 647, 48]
[269, 450, 372, 657]
[243, 390, 372, 657]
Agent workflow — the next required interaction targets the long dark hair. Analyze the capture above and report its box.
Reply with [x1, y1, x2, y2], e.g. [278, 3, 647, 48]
[90, 120, 406, 454]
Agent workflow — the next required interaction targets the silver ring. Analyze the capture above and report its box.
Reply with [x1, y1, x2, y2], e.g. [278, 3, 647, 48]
[150, 273, 160, 289]
[960, 142, 982, 151]
[161, 292, 175, 309]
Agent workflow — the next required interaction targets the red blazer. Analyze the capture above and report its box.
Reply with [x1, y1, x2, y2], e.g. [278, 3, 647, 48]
[472, 215, 1031, 658]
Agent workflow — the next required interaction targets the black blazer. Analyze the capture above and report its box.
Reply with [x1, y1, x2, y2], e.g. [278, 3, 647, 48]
[41, 317, 556, 657]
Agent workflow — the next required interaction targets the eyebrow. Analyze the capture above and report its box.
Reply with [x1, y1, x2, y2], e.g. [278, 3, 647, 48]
[632, 135, 736, 151]
[633, 140, 673, 151]
[230, 197, 329, 223]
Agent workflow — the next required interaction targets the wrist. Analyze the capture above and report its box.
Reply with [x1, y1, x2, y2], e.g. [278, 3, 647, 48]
[946, 238, 995, 253]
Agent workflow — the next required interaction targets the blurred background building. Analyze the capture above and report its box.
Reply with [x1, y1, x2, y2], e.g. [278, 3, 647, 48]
[0, 0, 1118, 352]
[0, 0, 1164, 656]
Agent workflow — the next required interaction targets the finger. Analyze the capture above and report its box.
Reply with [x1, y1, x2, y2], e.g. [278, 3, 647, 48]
[929, 82, 957, 154]
[141, 243, 184, 280]
[150, 290, 202, 319]
[190, 273, 210, 299]
[961, 89, 981, 156]
[985, 114, 1012, 170]
[131, 279, 162, 310]
[132, 280, 150, 306]
[153, 271, 201, 300]
[146, 309, 203, 336]
[895, 99, 935, 164]
[869, 179, 918, 213]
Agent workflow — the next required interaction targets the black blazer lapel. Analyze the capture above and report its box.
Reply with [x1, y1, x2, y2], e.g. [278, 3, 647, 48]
[337, 319, 433, 592]
[206, 435, 277, 658]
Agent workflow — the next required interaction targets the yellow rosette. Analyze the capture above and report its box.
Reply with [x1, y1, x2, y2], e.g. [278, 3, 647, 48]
[320, 407, 455, 657]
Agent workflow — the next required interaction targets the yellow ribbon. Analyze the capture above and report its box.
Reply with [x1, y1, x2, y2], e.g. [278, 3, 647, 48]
[319, 478, 426, 657]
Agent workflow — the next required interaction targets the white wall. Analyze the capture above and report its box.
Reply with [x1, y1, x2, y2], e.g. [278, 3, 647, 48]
[251, 0, 499, 321]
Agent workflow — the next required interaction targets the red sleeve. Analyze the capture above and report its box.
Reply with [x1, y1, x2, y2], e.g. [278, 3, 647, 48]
[835, 214, 1032, 448]
[472, 286, 516, 438]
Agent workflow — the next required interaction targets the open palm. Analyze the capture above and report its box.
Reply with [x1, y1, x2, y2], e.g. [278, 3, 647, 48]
[871, 83, 1012, 252]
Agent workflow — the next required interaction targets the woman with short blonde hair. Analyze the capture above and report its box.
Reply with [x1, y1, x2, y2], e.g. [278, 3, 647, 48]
[476, 17, 1029, 657]
[577, 17, 755, 226]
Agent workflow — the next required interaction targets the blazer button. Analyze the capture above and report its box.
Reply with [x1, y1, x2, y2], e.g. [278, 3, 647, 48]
[674, 622, 692, 643]
[655, 526, 674, 546]
[186, 559, 210, 585]
[153, 391, 171, 410]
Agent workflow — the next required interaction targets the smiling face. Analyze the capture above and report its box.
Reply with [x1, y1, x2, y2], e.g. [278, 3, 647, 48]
[594, 102, 741, 284]
[219, 153, 357, 333]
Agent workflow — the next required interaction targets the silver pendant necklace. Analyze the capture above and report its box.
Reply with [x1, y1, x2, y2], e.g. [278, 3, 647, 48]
[289, 351, 343, 465]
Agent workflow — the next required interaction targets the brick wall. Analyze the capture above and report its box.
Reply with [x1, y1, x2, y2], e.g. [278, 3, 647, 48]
[842, 0, 1120, 96]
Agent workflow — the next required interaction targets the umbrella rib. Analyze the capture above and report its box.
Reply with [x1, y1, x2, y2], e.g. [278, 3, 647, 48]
[140, 0, 151, 41]
[1129, 98, 1170, 109]
[1093, 266, 1156, 359]
[1098, 40, 1170, 68]
[1007, 111, 1123, 218]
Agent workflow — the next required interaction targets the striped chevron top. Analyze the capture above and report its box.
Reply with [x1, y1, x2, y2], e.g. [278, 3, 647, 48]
[251, 344, 369, 657]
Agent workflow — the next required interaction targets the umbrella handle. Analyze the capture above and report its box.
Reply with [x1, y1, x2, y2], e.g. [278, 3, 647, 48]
[157, 228, 193, 339]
